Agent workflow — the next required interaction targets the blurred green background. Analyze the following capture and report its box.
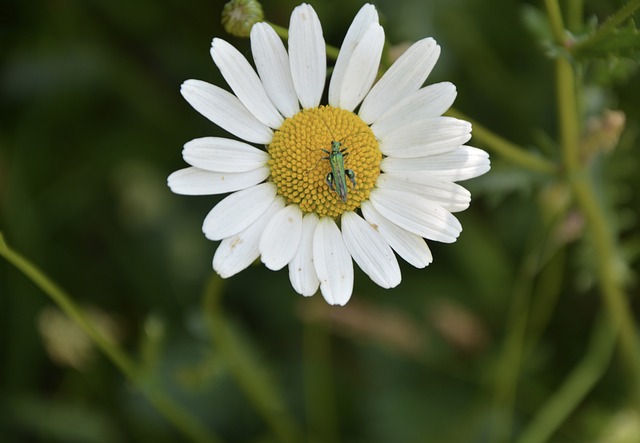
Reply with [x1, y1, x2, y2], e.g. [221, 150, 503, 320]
[2, 0, 639, 442]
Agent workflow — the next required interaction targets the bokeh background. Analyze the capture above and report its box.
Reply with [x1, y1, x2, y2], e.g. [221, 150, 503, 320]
[2, 0, 639, 442]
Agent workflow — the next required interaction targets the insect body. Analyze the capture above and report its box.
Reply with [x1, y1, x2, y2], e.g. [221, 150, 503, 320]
[323, 140, 356, 202]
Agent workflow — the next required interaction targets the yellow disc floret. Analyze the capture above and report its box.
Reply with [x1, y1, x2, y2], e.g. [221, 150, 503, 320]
[268, 106, 382, 219]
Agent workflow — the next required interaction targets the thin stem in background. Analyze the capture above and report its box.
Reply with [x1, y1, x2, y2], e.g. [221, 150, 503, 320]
[0, 233, 222, 443]
[523, 247, 566, 356]
[447, 109, 557, 175]
[516, 316, 616, 443]
[202, 275, 303, 443]
[490, 275, 532, 443]
[490, 217, 559, 443]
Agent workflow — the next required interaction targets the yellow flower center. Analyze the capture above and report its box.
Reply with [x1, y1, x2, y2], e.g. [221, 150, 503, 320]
[268, 106, 381, 219]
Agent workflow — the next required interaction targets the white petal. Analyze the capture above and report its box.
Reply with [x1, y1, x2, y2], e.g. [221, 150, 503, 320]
[213, 197, 285, 278]
[328, 4, 379, 107]
[168, 166, 269, 196]
[361, 201, 433, 268]
[341, 211, 401, 289]
[313, 217, 353, 306]
[211, 39, 284, 129]
[182, 137, 269, 172]
[259, 204, 303, 271]
[359, 38, 440, 124]
[211, 38, 284, 128]
[369, 188, 462, 243]
[376, 174, 471, 212]
[377, 117, 471, 158]
[371, 82, 458, 136]
[251, 23, 300, 118]
[381, 146, 491, 181]
[202, 182, 277, 241]
[289, 4, 326, 109]
[181, 80, 273, 144]
[335, 24, 385, 112]
[288, 213, 320, 296]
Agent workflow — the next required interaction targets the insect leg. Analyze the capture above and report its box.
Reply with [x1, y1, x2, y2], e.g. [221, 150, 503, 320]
[345, 169, 356, 189]
[325, 172, 336, 191]
[305, 149, 331, 174]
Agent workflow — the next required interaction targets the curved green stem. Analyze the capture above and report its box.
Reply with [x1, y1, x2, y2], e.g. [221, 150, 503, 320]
[490, 275, 532, 443]
[490, 216, 561, 443]
[447, 109, 557, 174]
[553, 20, 640, 382]
[203, 275, 302, 443]
[524, 248, 566, 355]
[516, 316, 616, 443]
[0, 233, 136, 379]
[0, 233, 221, 443]
[570, 176, 640, 380]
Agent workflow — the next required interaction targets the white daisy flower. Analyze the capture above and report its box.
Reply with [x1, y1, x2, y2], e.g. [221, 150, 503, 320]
[168, 3, 490, 306]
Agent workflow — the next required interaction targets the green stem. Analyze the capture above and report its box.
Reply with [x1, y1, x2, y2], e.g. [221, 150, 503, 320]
[0, 233, 221, 443]
[556, 58, 580, 172]
[571, 176, 640, 381]
[553, 17, 640, 384]
[147, 391, 224, 443]
[566, 0, 584, 33]
[446, 109, 557, 174]
[544, 0, 567, 44]
[516, 316, 616, 443]
[202, 275, 302, 443]
[491, 277, 531, 443]
[573, 0, 640, 50]
[490, 215, 561, 443]
[0, 234, 136, 379]
[267, 22, 340, 60]
[524, 248, 566, 355]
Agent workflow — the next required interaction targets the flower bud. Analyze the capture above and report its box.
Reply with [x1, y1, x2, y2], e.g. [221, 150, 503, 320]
[221, 0, 264, 37]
